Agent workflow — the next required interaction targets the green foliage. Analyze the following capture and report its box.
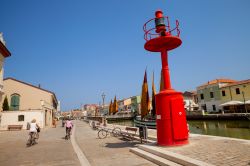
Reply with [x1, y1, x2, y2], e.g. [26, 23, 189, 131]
[2, 96, 10, 111]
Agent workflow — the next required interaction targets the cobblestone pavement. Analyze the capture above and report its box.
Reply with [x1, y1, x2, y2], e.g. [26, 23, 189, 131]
[1, 120, 249, 166]
[0, 125, 80, 166]
[159, 134, 250, 166]
[75, 120, 157, 166]
[85, 122, 250, 166]
[138, 126, 250, 166]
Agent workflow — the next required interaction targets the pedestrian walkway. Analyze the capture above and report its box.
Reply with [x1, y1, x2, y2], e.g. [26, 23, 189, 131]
[1, 120, 249, 166]
[0, 125, 80, 166]
[128, 126, 250, 166]
[74, 120, 157, 166]
[0, 120, 156, 166]
[160, 134, 250, 166]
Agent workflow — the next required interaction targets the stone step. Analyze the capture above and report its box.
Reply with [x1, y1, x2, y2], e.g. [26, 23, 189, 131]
[133, 136, 156, 144]
[138, 144, 214, 166]
[130, 148, 183, 166]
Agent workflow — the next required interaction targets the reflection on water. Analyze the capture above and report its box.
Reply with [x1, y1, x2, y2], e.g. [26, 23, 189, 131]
[188, 120, 250, 140]
[109, 120, 250, 140]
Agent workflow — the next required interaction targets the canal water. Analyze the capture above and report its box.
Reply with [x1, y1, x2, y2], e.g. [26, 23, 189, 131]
[109, 120, 250, 140]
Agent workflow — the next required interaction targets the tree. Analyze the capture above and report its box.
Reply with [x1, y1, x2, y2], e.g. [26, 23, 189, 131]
[2, 96, 10, 111]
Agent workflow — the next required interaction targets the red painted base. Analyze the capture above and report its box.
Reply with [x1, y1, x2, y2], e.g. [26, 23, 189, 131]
[157, 139, 189, 147]
[155, 89, 189, 146]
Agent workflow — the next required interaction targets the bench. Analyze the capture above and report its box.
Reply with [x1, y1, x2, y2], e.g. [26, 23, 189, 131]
[90, 121, 101, 130]
[8, 125, 23, 131]
[121, 127, 138, 141]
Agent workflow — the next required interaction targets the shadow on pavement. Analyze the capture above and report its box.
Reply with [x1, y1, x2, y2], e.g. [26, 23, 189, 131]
[104, 141, 138, 148]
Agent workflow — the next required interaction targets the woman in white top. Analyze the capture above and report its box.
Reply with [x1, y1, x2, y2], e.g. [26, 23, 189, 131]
[28, 119, 40, 144]
[30, 119, 39, 132]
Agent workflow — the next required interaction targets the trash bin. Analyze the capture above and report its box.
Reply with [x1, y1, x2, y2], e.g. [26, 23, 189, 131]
[139, 126, 148, 143]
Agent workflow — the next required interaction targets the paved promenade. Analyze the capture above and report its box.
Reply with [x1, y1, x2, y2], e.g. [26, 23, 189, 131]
[0, 121, 156, 166]
[136, 128, 250, 166]
[160, 134, 250, 166]
[0, 120, 249, 166]
[74, 120, 156, 166]
[0, 124, 80, 165]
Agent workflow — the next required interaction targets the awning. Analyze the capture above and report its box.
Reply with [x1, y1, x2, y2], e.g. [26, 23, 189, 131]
[219, 101, 244, 107]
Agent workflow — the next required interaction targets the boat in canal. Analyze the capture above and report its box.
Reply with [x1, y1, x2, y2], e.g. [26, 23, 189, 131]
[133, 116, 156, 129]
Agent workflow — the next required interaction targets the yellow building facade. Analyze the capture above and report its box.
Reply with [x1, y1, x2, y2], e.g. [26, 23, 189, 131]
[220, 79, 250, 112]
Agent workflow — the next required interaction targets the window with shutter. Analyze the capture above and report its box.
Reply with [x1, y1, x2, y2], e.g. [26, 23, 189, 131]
[10, 94, 20, 110]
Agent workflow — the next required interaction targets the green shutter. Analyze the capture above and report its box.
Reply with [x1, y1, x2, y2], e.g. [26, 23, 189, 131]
[11, 95, 20, 110]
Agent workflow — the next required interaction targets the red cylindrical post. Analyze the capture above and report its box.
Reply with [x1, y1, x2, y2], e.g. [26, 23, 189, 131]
[161, 50, 172, 90]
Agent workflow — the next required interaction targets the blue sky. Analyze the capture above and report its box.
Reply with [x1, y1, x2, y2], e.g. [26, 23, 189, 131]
[2, 0, 250, 111]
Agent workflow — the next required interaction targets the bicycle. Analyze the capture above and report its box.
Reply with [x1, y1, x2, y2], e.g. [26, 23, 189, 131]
[65, 127, 71, 140]
[97, 127, 121, 139]
[26, 132, 38, 147]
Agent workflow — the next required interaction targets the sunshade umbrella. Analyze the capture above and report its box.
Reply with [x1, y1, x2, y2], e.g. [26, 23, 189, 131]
[220, 101, 244, 107]
[245, 100, 250, 104]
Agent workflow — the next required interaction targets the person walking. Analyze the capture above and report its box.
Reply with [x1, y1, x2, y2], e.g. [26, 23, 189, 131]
[65, 118, 73, 139]
[27, 119, 40, 146]
[53, 118, 57, 128]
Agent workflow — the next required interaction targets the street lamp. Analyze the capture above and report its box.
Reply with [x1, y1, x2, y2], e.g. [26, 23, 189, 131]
[101, 92, 106, 108]
[101, 92, 107, 126]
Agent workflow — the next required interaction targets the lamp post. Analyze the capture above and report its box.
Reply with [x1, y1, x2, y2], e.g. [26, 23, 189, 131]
[101, 92, 106, 116]
[242, 91, 247, 113]
[101, 92, 107, 125]
[101, 93, 105, 108]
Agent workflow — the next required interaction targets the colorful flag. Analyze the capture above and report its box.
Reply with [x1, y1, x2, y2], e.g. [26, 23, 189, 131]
[112, 96, 118, 115]
[151, 72, 156, 117]
[141, 70, 150, 119]
[109, 100, 113, 115]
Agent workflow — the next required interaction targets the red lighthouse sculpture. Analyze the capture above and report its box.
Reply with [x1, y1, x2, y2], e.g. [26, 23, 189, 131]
[144, 10, 188, 146]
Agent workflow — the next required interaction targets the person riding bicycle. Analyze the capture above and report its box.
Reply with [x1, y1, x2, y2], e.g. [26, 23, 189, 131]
[27, 118, 40, 145]
[65, 118, 73, 137]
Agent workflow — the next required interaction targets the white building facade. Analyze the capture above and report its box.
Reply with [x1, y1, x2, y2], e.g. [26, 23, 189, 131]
[0, 33, 11, 103]
[0, 110, 44, 130]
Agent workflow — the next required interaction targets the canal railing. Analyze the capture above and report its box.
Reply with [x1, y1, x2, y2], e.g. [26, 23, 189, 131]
[187, 113, 250, 120]
[84, 114, 134, 123]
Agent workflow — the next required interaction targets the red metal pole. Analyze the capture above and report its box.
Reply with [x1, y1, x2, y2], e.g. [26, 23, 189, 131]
[161, 49, 172, 90]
